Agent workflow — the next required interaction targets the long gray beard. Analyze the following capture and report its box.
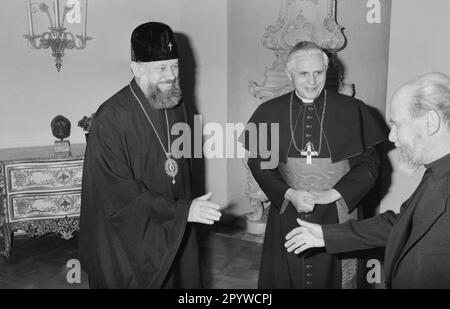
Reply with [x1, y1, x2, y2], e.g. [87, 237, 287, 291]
[146, 79, 182, 109]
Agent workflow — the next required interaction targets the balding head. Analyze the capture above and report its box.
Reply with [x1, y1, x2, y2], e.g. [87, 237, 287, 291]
[401, 72, 450, 127]
[389, 72, 450, 169]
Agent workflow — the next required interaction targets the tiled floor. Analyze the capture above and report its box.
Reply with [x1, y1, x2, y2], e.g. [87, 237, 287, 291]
[200, 223, 263, 289]
[0, 219, 263, 289]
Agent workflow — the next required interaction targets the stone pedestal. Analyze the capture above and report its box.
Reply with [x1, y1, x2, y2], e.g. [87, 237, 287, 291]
[54, 140, 71, 158]
[246, 216, 267, 236]
[245, 199, 270, 236]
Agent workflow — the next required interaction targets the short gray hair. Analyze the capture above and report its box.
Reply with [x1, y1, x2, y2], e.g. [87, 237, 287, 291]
[403, 72, 450, 126]
[286, 41, 329, 72]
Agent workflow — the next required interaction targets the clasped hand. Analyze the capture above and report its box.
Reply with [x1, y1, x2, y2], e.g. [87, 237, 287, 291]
[286, 189, 317, 213]
[286, 188, 342, 213]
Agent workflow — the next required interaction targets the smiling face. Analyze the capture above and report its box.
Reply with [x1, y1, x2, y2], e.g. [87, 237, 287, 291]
[389, 86, 427, 171]
[286, 52, 327, 100]
[132, 58, 182, 109]
[139, 59, 179, 91]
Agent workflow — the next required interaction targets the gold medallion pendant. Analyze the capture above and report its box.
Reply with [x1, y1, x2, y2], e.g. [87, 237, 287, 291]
[165, 156, 178, 184]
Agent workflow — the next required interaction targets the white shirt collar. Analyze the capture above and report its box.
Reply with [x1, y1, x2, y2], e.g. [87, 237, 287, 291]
[294, 91, 314, 103]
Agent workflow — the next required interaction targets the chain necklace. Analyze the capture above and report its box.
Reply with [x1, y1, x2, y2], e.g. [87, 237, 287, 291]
[130, 83, 178, 184]
[289, 90, 328, 160]
[312, 93, 332, 157]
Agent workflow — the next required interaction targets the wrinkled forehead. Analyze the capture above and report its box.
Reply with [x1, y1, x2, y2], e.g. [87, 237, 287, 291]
[390, 86, 414, 119]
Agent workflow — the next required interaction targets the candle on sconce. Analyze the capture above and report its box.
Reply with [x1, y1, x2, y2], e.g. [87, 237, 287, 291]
[26, 0, 34, 35]
[83, 0, 87, 37]
[22, 0, 92, 72]
[55, 0, 60, 28]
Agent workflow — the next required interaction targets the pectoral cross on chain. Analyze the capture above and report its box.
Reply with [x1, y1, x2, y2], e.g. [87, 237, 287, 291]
[168, 42, 173, 51]
[301, 141, 318, 164]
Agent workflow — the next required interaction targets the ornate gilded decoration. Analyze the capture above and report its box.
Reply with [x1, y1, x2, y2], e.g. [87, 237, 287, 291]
[16, 199, 33, 216]
[1, 157, 83, 258]
[11, 216, 79, 240]
[0, 164, 9, 256]
[10, 192, 80, 221]
[56, 168, 72, 184]
[7, 160, 82, 193]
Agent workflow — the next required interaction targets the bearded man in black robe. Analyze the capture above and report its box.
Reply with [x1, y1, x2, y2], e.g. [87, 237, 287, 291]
[78, 22, 222, 289]
[242, 41, 385, 289]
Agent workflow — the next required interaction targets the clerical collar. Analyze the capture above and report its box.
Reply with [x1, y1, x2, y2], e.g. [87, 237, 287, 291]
[294, 91, 318, 104]
[424, 152, 450, 178]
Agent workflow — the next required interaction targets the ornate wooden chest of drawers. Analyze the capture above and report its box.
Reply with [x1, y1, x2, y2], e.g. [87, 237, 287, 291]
[0, 145, 85, 257]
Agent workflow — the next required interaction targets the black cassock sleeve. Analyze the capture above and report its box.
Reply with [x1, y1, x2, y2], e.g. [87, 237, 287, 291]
[241, 106, 290, 212]
[247, 157, 290, 212]
[323, 210, 398, 253]
[85, 117, 191, 287]
[333, 147, 380, 213]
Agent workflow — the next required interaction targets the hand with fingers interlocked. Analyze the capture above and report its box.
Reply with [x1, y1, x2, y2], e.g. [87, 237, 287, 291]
[285, 188, 318, 213]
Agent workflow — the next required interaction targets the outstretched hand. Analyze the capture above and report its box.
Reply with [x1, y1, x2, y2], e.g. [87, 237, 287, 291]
[284, 218, 325, 254]
[188, 192, 223, 225]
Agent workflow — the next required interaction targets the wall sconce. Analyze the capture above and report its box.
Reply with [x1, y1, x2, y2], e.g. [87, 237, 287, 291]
[23, 0, 93, 72]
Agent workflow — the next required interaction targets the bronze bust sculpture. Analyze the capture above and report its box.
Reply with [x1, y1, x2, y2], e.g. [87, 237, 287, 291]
[51, 115, 71, 141]
[51, 115, 71, 157]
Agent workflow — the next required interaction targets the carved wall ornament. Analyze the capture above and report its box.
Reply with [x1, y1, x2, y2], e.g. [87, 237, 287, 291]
[249, 0, 350, 102]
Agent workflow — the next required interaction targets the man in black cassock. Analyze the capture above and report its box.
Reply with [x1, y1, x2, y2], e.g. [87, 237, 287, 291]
[242, 42, 384, 289]
[286, 72, 450, 289]
[78, 22, 222, 289]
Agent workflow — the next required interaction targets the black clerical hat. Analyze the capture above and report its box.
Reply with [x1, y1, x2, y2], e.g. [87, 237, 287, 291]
[131, 22, 178, 62]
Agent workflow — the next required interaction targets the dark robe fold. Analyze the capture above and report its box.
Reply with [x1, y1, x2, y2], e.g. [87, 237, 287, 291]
[323, 153, 450, 288]
[78, 79, 200, 288]
[240, 90, 385, 289]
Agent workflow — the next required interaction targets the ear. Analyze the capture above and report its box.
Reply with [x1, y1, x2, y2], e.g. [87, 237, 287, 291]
[426, 109, 441, 135]
[130, 61, 141, 78]
[285, 68, 292, 82]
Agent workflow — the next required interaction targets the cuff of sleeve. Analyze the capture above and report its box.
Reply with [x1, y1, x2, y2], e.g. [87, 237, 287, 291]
[269, 182, 291, 212]
[323, 223, 347, 254]
[333, 183, 356, 213]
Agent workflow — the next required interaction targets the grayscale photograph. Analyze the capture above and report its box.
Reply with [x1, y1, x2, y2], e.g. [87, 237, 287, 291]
[0, 0, 449, 294]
